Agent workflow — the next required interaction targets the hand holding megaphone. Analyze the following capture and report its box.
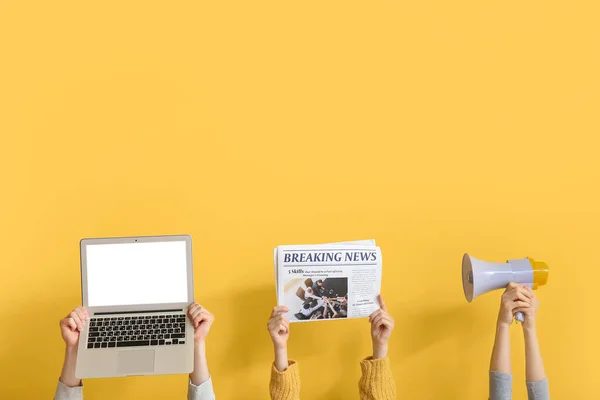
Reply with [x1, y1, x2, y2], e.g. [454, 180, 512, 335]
[498, 282, 538, 325]
[462, 254, 548, 323]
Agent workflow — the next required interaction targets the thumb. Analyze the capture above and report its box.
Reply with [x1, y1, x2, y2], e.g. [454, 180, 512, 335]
[378, 294, 387, 312]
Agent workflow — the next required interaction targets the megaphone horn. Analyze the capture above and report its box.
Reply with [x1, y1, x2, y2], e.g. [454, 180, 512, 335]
[462, 253, 549, 322]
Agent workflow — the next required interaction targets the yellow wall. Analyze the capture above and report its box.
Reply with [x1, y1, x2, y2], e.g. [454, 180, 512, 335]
[1, 1, 598, 399]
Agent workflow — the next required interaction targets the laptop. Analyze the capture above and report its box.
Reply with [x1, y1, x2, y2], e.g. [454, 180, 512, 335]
[76, 235, 195, 378]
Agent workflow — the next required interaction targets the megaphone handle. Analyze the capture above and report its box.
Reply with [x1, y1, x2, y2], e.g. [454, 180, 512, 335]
[515, 311, 525, 323]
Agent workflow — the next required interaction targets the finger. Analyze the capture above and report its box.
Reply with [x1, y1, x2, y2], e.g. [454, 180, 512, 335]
[502, 290, 516, 303]
[513, 300, 531, 308]
[193, 314, 211, 327]
[373, 319, 385, 332]
[190, 310, 205, 327]
[381, 314, 394, 326]
[188, 302, 200, 317]
[70, 312, 84, 331]
[517, 286, 534, 299]
[276, 314, 288, 324]
[193, 310, 212, 325]
[383, 318, 395, 330]
[503, 299, 517, 311]
[74, 307, 89, 322]
[190, 305, 205, 320]
[278, 323, 288, 334]
[271, 306, 289, 318]
[514, 307, 533, 313]
[197, 309, 213, 318]
[514, 291, 531, 303]
[506, 282, 519, 290]
[371, 313, 385, 327]
[369, 309, 382, 322]
[196, 311, 215, 325]
[189, 310, 202, 325]
[192, 303, 204, 314]
[66, 318, 77, 332]
[377, 314, 392, 327]
[269, 317, 288, 333]
[378, 294, 387, 312]
[74, 309, 88, 327]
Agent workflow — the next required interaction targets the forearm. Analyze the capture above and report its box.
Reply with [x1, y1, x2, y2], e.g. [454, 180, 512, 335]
[490, 323, 511, 374]
[190, 340, 210, 386]
[274, 346, 289, 372]
[523, 327, 546, 382]
[59, 346, 81, 387]
[373, 343, 388, 360]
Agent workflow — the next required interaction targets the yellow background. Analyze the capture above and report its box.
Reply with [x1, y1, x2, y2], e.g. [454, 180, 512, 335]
[1, 1, 598, 399]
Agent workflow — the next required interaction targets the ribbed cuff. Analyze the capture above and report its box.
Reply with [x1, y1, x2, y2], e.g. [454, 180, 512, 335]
[359, 357, 396, 400]
[270, 360, 301, 400]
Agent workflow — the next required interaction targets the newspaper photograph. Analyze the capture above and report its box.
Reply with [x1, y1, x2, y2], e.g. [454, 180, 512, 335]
[274, 240, 382, 323]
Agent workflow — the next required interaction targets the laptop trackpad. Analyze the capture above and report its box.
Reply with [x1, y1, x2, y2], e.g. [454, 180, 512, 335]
[117, 350, 155, 375]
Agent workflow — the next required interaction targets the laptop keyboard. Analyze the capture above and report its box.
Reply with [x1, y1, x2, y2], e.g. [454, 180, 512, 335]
[86, 314, 187, 349]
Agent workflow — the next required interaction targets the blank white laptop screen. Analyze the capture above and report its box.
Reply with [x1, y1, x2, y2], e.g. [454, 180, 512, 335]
[85, 241, 188, 307]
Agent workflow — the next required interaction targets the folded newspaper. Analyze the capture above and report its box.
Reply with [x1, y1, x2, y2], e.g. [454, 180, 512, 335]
[274, 240, 382, 323]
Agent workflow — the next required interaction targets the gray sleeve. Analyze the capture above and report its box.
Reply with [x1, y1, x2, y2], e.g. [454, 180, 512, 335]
[489, 371, 512, 400]
[53, 380, 83, 400]
[526, 378, 549, 400]
[188, 377, 216, 400]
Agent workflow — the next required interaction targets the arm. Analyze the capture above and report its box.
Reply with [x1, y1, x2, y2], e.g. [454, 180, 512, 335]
[54, 307, 88, 400]
[515, 288, 550, 400]
[267, 306, 300, 400]
[359, 295, 396, 400]
[489, 324, 512, 400]
[490, 322, 511, 374]
[187, 303, 216, 400]
[489, 283, 534, 400]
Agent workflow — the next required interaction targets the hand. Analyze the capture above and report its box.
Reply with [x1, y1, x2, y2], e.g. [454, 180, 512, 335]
[188, 302, 214, 344]
[369, 295, 394, 358]
[267, 306, 290, 350]
[59, 307, 89, 349]
[498, 282, 533, 327]
[514, 286, 540, 330]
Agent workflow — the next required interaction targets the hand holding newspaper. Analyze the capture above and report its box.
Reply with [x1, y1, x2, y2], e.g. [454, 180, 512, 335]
[274, 240, 382, 323]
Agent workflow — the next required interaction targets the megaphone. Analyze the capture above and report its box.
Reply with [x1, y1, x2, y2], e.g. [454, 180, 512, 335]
[462, 254, 549, 322]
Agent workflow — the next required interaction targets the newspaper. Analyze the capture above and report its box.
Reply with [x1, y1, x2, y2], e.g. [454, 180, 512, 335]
[274, 240, 382, 323]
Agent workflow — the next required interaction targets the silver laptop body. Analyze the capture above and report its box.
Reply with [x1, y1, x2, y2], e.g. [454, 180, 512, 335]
[76, 235, 195, 378]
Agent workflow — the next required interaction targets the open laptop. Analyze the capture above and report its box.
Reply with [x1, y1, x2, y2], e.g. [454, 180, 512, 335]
[76, 235, 195, 378]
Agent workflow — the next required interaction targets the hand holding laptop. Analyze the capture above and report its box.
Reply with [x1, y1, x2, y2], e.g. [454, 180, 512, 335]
[58, 307, 89, 389]
[187, 302, 214, 388]
[188, 302, 214, 343]
[60, 307, 89, 348]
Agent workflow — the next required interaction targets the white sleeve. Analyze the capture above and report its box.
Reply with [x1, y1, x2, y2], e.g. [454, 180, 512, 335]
[54, 380, 83, 400]
[188, 377, 216, 400]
